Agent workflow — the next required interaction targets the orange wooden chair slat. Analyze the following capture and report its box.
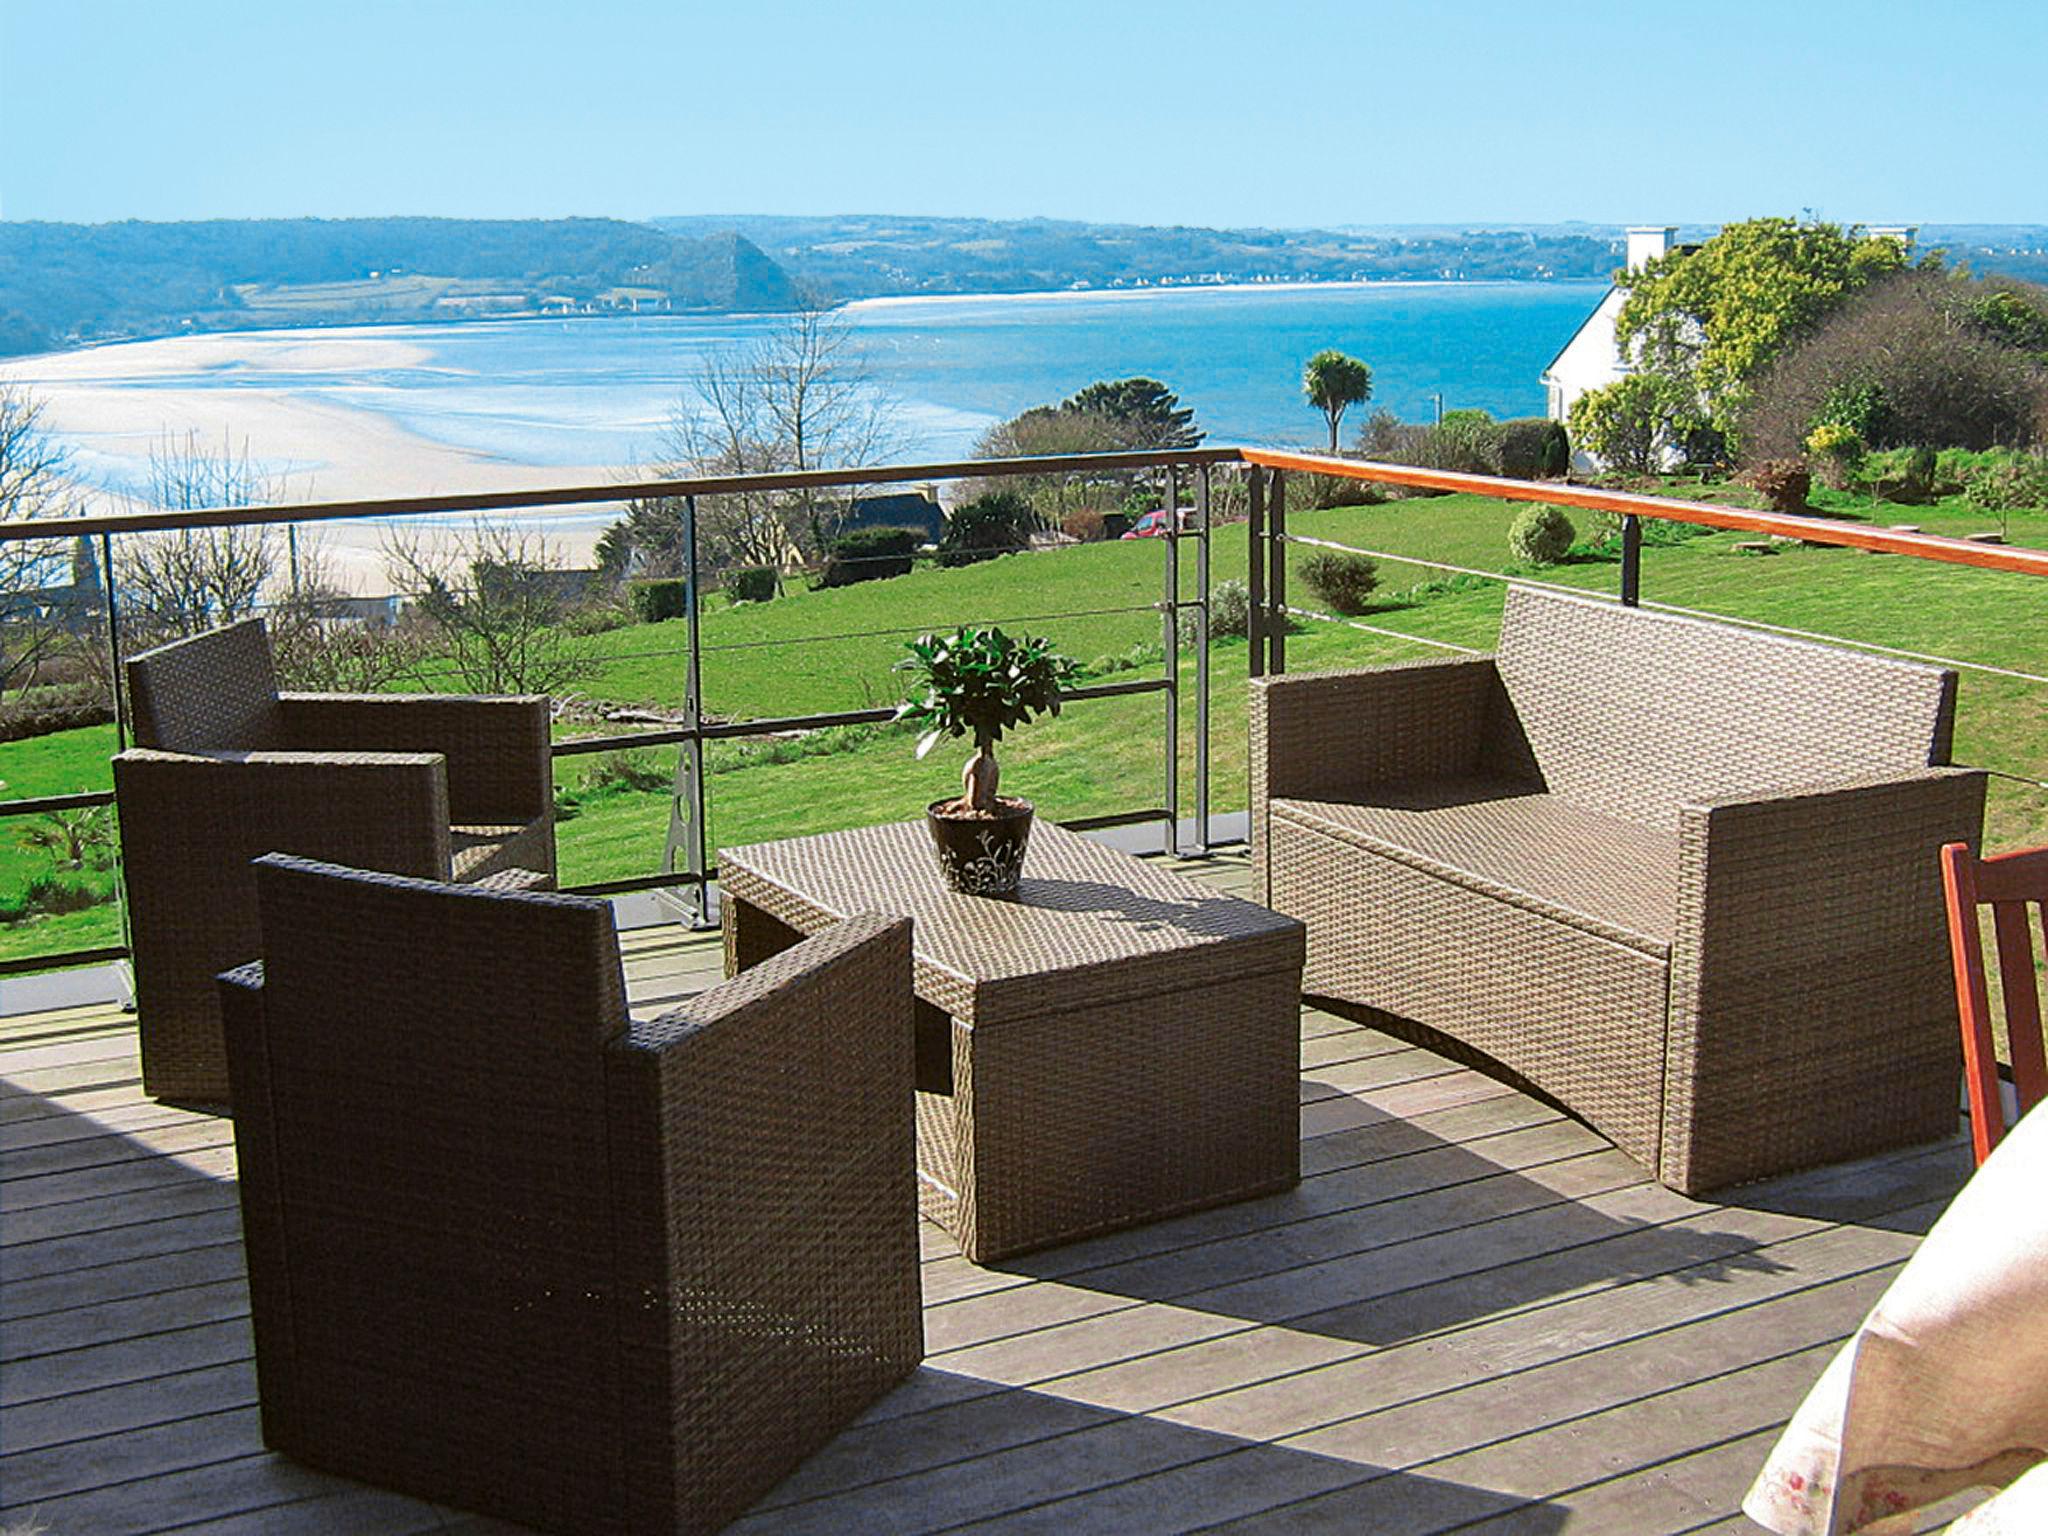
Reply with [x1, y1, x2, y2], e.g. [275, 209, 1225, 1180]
[1942, 841, 2048, 1164]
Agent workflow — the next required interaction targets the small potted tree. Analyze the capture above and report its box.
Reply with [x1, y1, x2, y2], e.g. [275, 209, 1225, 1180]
[895, 625, 1078, 896]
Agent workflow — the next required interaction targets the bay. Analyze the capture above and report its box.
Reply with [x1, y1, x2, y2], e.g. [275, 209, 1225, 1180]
[14, 280, 1607, 498]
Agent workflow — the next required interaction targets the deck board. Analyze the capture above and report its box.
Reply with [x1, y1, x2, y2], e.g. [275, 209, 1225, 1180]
[0, 849, 1975, 1534]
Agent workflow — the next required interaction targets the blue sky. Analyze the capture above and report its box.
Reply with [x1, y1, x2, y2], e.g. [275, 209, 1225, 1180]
[3, 0, 2042, 228]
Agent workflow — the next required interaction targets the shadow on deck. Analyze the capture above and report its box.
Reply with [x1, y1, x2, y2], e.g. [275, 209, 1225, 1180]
[0, 854, 1973, 1536]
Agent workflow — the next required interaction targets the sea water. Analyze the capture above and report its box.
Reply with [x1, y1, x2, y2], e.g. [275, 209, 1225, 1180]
[31, 280, 1607, 489]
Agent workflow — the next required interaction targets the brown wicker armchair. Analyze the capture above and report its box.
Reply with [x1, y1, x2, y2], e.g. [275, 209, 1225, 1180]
[221, 855, 923, 1536]
[1251, 584, 1987, 1194]
[113, 618, 555, 1103]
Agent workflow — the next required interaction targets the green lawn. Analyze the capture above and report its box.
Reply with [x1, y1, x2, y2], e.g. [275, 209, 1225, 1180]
[6, 486, 2047, 968]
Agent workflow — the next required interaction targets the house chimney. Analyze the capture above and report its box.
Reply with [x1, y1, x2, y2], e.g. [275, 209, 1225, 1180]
[1626, 226, 1678, 271]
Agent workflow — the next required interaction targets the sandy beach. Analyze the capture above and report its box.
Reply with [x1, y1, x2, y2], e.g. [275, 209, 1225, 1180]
[3, 329, 622, 592]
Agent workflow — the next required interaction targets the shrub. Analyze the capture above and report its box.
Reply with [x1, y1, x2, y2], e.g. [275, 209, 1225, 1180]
[1298, 550, 1380, 614]
[1496, 417, 1570, 479]
[562, 598, 635, 635]
[1741, 271, 2048, 459]
[814, 526, 922, 588]
[1297, 471, 1385, 509]
[1061, 508, 1109, 542]
[24, 872, 110, 917]
[938, 490, 1038, 567]
[1570, 375, 1696, 473]
[726, 566, 778, 603]
[0, 684, 113, 743]
[1507, 504, 1576, 566]
[1177, 579, 1252, 647]
[628, 579, 690, 623]
[1430, 409, 1504, 475]
[1741, 459, 1813, 513]
[1804, 421, 1867, 491]
[1964, 455, 2048, 535]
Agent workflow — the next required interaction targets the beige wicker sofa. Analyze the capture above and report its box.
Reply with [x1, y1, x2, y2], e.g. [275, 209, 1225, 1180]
[221, 855, 923, 1536]
[113, 618, 555, 1103]
[1251, 585, 1986, 1194]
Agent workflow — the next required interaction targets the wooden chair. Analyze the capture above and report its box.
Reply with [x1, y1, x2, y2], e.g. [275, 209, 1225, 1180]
[1942, 840, 2048, 1163]
[221, 854, 923, 1536]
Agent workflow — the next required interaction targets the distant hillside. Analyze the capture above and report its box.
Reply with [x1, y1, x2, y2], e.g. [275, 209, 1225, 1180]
[652, 213, 2048, 300]
[0, 218, 803, 355]
[652, 213, 1627, 298]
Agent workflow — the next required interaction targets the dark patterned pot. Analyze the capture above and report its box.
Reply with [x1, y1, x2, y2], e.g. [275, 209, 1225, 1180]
[925, 798, 1034, 897]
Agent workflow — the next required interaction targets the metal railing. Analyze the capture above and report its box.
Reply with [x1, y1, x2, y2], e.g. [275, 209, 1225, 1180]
[0, 448, 1236, 974]
[5, 440, 2046, 979]
[1236, 449, 2048, 677]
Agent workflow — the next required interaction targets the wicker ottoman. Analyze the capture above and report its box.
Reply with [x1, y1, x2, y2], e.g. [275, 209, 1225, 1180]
[720, 821, 1306, 1263]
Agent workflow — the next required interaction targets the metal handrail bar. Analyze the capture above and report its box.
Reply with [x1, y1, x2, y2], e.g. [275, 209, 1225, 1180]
[0, 447, 1241, 543]
[695, 604, 1162, 654]
[0, 790, 114, 817]
[548, 678, 1171, 762]
[1238, 448, 2048, 580]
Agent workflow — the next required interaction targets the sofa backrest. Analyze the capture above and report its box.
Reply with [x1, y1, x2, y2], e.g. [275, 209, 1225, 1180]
[127, 618, 283, 752]
[1489, 585, 1957, 829]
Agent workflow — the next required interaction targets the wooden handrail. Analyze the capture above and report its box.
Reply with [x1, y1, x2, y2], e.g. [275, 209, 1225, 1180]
[1240, 448, 2048, 581]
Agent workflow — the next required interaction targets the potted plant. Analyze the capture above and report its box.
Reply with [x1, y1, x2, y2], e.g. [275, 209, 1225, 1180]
[895, 625, 1078, 896]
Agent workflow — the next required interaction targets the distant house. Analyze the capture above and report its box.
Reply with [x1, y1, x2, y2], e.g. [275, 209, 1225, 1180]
[1540, 227, 1686, 468]
[843, 488, 944, 544]
[1542, 223, 1917, 470]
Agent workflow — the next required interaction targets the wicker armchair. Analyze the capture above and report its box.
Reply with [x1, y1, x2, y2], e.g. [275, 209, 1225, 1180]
[221, 855, 923, 1536]
[1251, 585, 1987, 1194]
[113, 618, 555, 1103]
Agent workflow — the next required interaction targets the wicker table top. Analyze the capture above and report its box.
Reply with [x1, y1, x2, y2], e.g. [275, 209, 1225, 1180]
[719, 821, 1304, 1026]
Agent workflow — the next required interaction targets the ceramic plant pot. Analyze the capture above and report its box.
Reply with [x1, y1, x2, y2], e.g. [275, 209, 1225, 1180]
[925, 797, 1034, 897]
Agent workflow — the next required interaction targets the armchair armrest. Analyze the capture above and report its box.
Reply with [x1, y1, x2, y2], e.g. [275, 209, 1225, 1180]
[603, 911, 920, 1378]
[1662, 766, 1988, 1190]
[279, 692, 553, 825]
[114, 747, 454, 884]
[1251, 656, 1498, 904]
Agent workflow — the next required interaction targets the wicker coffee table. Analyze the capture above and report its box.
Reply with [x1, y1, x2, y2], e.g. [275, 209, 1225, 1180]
[719, 820, 1306, 1263]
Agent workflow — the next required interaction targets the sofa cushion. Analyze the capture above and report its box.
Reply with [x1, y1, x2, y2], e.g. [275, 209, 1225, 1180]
[1271, 776, 1679, 956]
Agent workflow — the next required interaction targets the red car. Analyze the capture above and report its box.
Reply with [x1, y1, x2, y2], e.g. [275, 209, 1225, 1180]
[1120, 507, 1192, 539]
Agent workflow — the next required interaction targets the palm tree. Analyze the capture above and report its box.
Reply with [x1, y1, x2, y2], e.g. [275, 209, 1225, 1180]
[1303, 350, 1374, 452]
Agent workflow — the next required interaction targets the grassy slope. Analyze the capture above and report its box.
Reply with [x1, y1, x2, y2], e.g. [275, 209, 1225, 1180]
[6, 488, 2046, 963]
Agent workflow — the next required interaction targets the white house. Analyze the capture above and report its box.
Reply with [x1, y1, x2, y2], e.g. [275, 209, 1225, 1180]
[1540, 226, 1680, 444]
[1543, 223, 1918, 470]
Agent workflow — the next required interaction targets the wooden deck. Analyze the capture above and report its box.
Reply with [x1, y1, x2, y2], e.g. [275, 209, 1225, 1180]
[1, 851, 1974, 1535]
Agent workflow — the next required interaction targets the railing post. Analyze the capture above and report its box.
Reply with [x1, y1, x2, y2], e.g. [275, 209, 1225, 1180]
[1620, 513, 1643, 607]
[1161, 467, 1180, 857]
[101, 530, 134, 1003]
[1268, 469, 1288, 675]
[1247, 466, 1266, 679]
[1193, 463, 1212, 855]
[660, 495, 713, 928]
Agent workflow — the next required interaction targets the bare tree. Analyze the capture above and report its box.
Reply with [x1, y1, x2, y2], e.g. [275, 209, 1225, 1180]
[613, 300, 906, 575]
[113, 430, 283, 645]
[381, 520, 595, 695]
[266, 533, 433, 692]
[0, 382, 87, 696]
